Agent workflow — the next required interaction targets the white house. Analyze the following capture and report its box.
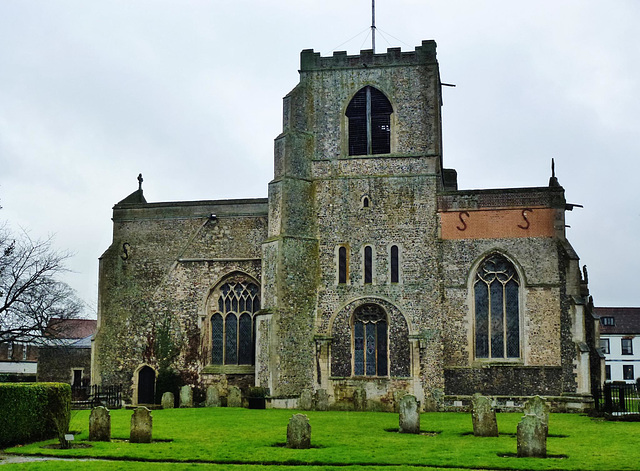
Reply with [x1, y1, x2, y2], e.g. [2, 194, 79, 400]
[596, 307, 640, 383]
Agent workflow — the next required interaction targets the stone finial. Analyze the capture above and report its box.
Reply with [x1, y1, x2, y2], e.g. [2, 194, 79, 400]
[130, 407, 152, 443]
[353, 388, 367, 412]
[523, 396, 550, 436]
[471, 393, 498, 437]
[398, 394, 420, 434]
[179, 385, 193, 408]
[287, 414, 311, 449]
[205, 386, 220, 407]
[517, 414, 547, 458]
[228, 386, 242, 408]
[161, 392, 175, 409]
[137, 173, 143, 190]
[314, 389, 328, 411]
[549, 158, 560, 187]
[89, 406, 111, 442]
[299, 389, 314, 411]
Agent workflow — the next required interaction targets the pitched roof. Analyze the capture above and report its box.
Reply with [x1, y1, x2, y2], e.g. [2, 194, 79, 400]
[46, 318, 97, 339]
[594, 307, 640, 335]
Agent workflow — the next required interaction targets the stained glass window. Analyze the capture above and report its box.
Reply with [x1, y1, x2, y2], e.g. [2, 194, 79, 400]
[346, 86, 393, 156]
[474, 254, 520, 359]
[353, 304, 388, 376]
[209, 278, 261, 365]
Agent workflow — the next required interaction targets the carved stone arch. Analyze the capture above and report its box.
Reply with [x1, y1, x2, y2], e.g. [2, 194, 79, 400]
[467, 250, 526, 289]
[329, 297, 410, 378]
[132, 363, 157, 405]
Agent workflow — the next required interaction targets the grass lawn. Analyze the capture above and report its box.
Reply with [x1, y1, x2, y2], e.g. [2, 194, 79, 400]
[2, 408, 639, 470]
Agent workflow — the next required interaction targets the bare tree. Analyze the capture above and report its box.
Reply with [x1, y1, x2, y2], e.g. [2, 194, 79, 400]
[0, 224, 83, 343]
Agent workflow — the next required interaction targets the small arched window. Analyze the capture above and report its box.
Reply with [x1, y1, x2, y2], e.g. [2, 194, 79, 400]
[209, 278, 260, 365]
[353, 304, 388, 376]
[346, 86, 393, 156]
[474, 254, 520, 359]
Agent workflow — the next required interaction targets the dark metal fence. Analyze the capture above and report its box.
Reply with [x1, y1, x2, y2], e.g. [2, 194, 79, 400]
[71, 384, 122, 409]
[594, 383, 640, 415]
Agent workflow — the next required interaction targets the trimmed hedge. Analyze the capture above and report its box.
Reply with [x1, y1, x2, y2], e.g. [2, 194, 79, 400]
[0, 382, 71, 448]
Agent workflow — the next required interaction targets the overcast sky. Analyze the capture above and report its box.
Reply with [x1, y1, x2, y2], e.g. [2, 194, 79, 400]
[1, 0, 638, 315]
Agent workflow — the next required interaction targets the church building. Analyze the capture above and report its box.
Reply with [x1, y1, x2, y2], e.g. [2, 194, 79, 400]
[92, 40, 602, 410]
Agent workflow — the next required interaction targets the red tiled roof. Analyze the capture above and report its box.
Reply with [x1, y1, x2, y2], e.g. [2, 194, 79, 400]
[594, 307, 640, 335]
[46, 318, 97, 339]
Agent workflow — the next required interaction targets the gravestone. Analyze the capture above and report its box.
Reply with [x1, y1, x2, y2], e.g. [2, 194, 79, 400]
[393, 390, 408, 413]
[523, 396, 550, 435]
[179, 385, 193, 408]
[315, 389, 328, 411]
[299, 389, 314, 411]
[353, 388, 367, 411]
[161, 392, 174, 409]
[471, 393, 498, 437]
[517, 414, 546, 457]
[398, 394, 420, 434]
[89, 406, 111, 441]
[287, 414, 311, 449]
[205, 386, 220, 407]
[228, 386, 242, 408]
[130, 407, 152, 443]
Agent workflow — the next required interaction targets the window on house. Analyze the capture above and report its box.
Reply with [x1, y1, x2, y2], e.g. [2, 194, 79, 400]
[390, 245, 399, 283]
[622, 338, 633, 355]
[210, 279, 260, 366]
[474, 254, 520, 359]
[72, 369, 82, 387]
[353, 304, 388, 376]
[364, 246, 373, 284]
[346, 86, 393, 156]
[600, 338, 610, 354]
[338, 246, 348, 284]
[623, 365, 634, 380]
[605, 365, 611, 381]
[601, 316, 615, 326]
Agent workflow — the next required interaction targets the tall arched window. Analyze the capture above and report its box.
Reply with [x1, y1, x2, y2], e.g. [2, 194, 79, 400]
[364, 245, 373, 284]
[209, 278, 260, 365]
[338, 246, 348, 284]
[353, 304, 388, 376]
[474, 254, 520, 359]
[390, 245, 399, 283]
[346, 86, 393, 156]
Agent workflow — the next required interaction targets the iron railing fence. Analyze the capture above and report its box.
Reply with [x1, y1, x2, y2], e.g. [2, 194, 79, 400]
[594, 383, 640, 415]
[71, 384, 122, 409]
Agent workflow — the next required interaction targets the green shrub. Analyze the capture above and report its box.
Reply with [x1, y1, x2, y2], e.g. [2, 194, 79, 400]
[0, 382, 71, 448]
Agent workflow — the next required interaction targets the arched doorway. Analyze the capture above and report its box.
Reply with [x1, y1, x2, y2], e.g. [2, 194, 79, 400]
[137, 366, 156, 404]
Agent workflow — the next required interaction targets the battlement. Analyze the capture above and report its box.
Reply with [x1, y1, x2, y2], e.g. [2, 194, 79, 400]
[300, 40, 437, 71]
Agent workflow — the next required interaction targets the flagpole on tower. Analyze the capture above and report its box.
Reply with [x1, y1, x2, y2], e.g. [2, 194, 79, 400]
[371, 0, 376, 52]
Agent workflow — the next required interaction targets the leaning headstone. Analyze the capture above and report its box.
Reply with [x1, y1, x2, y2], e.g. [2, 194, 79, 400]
[287, 414, 311, 449]
[228, 386, 242, 408]
[398, 394, 420, 434]
[161, 392, 174, 409]
[471, 393, 498, 437]
[353, 388, 367, 411]
[179, 385, 193, 408]
[315, 389, 328, 411]
[523, 396, 550, 435]
[299, 389, 314, 411]
[517, 414, 546, 458]
[130, 407, 152, 443]
[205, 386, 220, 407]
[89, 406, 111, 441]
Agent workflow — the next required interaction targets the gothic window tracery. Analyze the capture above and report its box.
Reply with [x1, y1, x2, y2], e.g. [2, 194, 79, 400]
[474, 254, 520, 359]
[346, 86, 393, 156]
[353, 304, 388, 376]
[209, 277, 260, 366]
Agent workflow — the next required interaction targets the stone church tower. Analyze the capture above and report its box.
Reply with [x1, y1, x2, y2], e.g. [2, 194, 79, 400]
[93, 41, 601, 410]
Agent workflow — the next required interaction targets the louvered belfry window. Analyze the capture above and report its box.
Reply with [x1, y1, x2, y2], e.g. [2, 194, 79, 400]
[346, 86, 392, 156]
[474, 254, 520, 359]
[210, 280, 260, 365]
